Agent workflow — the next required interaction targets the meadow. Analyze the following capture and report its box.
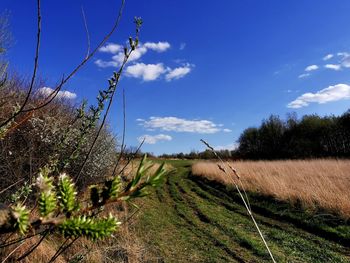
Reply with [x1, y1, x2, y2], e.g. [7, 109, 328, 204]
[1, 2, 350, 262]
[192, 159, 350, 219]
[134, 159, 350, 262]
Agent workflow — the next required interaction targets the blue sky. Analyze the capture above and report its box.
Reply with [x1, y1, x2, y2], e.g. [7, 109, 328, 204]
[2, 0, 350, 155]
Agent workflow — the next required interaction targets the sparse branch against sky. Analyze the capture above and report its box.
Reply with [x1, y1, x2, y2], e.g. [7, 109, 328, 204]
[2, 0, 350, 154]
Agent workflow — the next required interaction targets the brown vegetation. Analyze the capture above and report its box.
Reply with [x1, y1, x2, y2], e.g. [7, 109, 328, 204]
[191, 159, 350, 218]
[1, 201, 148, 262]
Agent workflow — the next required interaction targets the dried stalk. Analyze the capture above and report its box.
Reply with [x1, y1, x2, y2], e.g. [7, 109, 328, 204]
[200, 139, 276, 263]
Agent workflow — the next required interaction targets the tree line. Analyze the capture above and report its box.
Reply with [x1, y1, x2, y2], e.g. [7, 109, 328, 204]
[160, 109, 350, 160]
[237, 110, 350, 159]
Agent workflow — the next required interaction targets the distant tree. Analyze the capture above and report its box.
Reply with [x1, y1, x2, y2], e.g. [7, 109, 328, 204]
[238, 127, 261, 159]
[236, 109, 350, 160]
[259, 115, 285, 159]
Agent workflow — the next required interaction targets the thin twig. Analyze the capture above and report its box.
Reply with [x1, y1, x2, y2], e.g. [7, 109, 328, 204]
[0, 178, 25, 195]
[21, 0, 126, 113]
[0, 231, 45, 248]
[112, 88, 127, 177]
[114, 139, 145, 178]
[74, 49, 131, 184]
[0, 0, 41, 129]
[200, 139, 276, 263]
[123, 203, 143, 224]
[1, 241, 26, 263]
[47, 237, 70, 263]
[16, 229, 49, 261]
[81, 6, 91, 59]
[1, 0, 126, 132]
[48, 236, 79, 263]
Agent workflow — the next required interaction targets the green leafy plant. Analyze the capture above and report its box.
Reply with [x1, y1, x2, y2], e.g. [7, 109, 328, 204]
[0, 2, 167, 262]
[0, 154, 166, 241]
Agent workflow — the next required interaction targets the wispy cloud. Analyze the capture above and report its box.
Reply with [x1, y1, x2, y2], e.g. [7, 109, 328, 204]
[137, 134, 172, 144]
[214, 143, 238, 151]
[323, 54, 334, 61]
[298, 73, 310, 79]
[305, 65, 319, 72]
[111, 46, 147, 65]
[298, 65, 318, 78]
[94, 59, 119, 68]
[299, 52, 350, 77]
[338, 52, 350, 68]
[324, 64, 341, 71]
[165, 64, 192, 81]
[95, 41, 193, 82]
[125, 63, 166, 81]
[98, 43, 123, 54]
[137, 117, 230, 134]
[38, 87, 77, 100]
[321, 52, 350, 71]
[179, 43, 186, 50]
[143, 41, 170, 52]
[287, 83, 350, 108]
[95, 41, 168, 68]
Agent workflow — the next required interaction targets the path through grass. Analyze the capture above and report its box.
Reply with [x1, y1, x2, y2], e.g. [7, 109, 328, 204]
[136, 160, 350, 262]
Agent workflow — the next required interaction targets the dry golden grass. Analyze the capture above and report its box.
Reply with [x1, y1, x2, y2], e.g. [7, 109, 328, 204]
[192, 159, 350, 218]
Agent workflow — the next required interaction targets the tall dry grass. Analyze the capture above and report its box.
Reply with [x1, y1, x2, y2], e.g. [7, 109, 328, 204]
[192, 159, 350, 218]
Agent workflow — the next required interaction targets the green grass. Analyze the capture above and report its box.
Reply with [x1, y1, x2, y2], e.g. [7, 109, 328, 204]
[135, 160, 350, 262]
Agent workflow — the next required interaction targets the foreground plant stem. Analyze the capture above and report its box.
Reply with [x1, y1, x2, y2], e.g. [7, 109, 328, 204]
[200, 139, 276, 263]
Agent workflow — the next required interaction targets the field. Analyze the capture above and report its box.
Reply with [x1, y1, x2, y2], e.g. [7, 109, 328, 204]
[135, 160, 350, 262]
[192, 159, 350, 218]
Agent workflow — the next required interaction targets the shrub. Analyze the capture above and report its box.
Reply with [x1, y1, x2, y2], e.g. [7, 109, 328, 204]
[0, 2, 166, 262]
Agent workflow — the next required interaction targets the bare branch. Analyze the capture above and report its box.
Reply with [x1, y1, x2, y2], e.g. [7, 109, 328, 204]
[0, 178, 25, 195]
[81, 6, 91, 59]
[1, 241, 26, 263]
[113, 88, 127, 174]
[16, 230, 49, 261]
[47, 237, 70, 263]
[0, 0, 41, 129]
[22, 0, 126, 114]
[0, 0, 125, 129]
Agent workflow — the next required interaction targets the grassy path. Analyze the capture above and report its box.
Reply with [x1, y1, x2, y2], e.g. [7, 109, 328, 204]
[136, 160, 350, 262]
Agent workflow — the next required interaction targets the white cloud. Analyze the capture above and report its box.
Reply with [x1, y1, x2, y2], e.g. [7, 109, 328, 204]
[214, 143, 239, 151]
[298, 73, 310, 78]
[339, 53, 350, 68]
[94, 59, 119, 68]
[96, 41, 193, 81]
[99, 43, 123, 54]
[337, 52, 349, 57]
[165, 64, 192, 81]
[180, 43, 186, 50]
[137, 117, 229, 134]
[137, 134, 172, 144]
[287, 83, 350, 108]
[223, 128, 232, 132]
[323, 54, 334, 61]
[144, 42, 170, 52]
[126, 63, 166, 81]
[324, 64, 341, 71]
[305, 65, 319, 72]
[111, 45, 148, 66]
[96, 41, 168, 68]
[38, 87, 77, 100]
